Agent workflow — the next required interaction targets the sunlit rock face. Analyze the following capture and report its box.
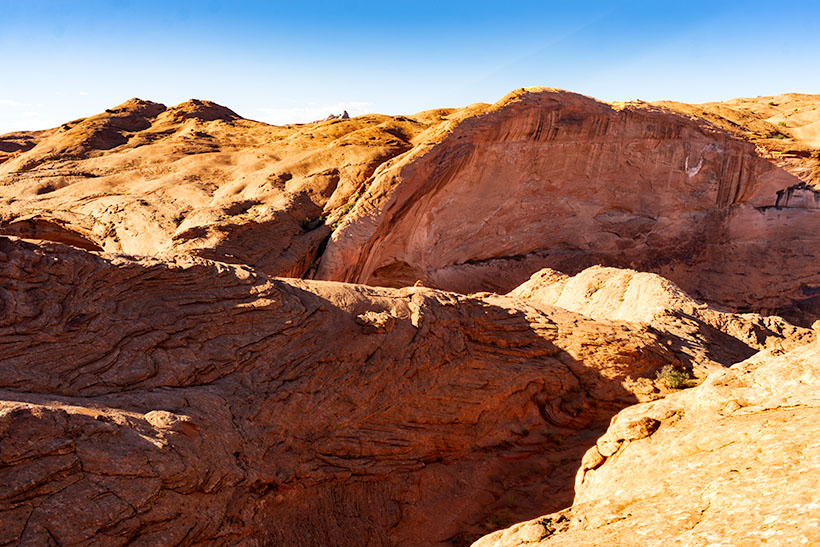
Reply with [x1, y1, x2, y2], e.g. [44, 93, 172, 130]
[3, 89, 820, 323]
[2, 88, 820, 545]
[0, 236, 689, 545]
[318, 89, 820, 324]
[473, 336, 820, 547]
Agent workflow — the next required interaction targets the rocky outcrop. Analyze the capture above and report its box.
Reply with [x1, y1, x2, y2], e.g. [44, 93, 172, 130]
[473, 336, 820, 547]
[774, 181, 820, 208]
[0, 99, 438, 277]
[0, 236, 692, 545]
[317, 89, 820, 324]
[3, 88, 820, 546]
[509, 266, 814, 374]
[0, 130, 53, 165]
[656, 93, 820, 186]
[3, 89, 820, 323]
[320, 110, 351, 122]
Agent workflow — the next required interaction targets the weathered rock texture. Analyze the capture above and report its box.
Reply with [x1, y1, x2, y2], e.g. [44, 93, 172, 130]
[0, 98, 452, 278]
[473, 336, 820, 547]
[510, 266, 814, 375]
[0, 236, 692, 545]
[3, 87, 820, 545]
[656, 92, 820, 186]
[317, 89, 820, 324]
[3, 89, 820, 323]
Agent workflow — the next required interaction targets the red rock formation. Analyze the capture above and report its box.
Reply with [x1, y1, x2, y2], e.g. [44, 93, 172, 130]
[0, 236, 685, 545]
[509, 265, 813, 375]
[0, 98, 436, 275]
[3, 89, 820, 322]
[474, 336, 820, 547]
[318, 89, 820, 324]
[656, 93, 820, 185]
[3, 88, 820, 544]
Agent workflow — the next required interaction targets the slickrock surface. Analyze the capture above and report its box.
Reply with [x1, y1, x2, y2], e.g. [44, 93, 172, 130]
[0, 236, 689, 546]
[510, 266, 814, 374]
[318, 89, 820, 324]
[3, 89, 820, 323]
[3, 87, 820, 545]
[656, 93, 820, 185]
[473, 337, 820, 547]
[0, 98, 449, 277]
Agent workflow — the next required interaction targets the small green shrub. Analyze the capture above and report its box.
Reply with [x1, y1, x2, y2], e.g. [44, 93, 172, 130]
[777, 121, 788, 127]
[656, 365, 690, 389]
[300, 215, 326, 231]
[768, 101, 778, 106]
[329, 193, 362, 231]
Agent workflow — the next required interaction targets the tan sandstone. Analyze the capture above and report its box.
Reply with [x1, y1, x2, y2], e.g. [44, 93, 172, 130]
[3, 89, 820, 324]
[473, 336, 820, 547]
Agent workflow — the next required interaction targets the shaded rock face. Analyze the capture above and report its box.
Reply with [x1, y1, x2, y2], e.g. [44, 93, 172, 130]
[775, 181, 820, 208]
[0, 236, 689, 546]
[509, 266, 814, 375]
[2, 88, 820, 545]
[656, 93, 820, 186]
[473, 338, 820, 547]
[317, 90, 820, 324]
[0, 130, 52, 163]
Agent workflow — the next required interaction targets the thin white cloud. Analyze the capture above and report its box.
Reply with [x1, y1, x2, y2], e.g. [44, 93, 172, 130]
[0, 100, 55, 133]
[256, 101, 373, 125]
[0, 98, 44, 109]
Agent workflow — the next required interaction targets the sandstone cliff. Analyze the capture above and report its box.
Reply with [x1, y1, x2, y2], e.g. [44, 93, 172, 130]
[2, 87, 820, 545]
[317, 89, 820, 325]
[656, 93, 820, 186]
[2, 236, 814, 544]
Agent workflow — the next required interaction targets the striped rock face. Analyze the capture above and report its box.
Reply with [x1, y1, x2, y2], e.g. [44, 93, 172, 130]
[2, 89, 820, 545]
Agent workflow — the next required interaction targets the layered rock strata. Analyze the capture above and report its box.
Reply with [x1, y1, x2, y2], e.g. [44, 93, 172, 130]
[0, 98, 445, 278]
[1, 236, 684, 546]
[509, 266, 813, 375]
[3, 89, 820, 323]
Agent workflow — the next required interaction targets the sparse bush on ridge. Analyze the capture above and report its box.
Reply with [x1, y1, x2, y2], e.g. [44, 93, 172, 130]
[656, 365, 690, 389]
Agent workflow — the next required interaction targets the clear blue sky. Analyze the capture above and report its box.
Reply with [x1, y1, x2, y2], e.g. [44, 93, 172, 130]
[2, 1, 819, 133]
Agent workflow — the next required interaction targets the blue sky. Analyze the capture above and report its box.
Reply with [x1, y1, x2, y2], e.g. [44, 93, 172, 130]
[1, 1, 819, 133]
